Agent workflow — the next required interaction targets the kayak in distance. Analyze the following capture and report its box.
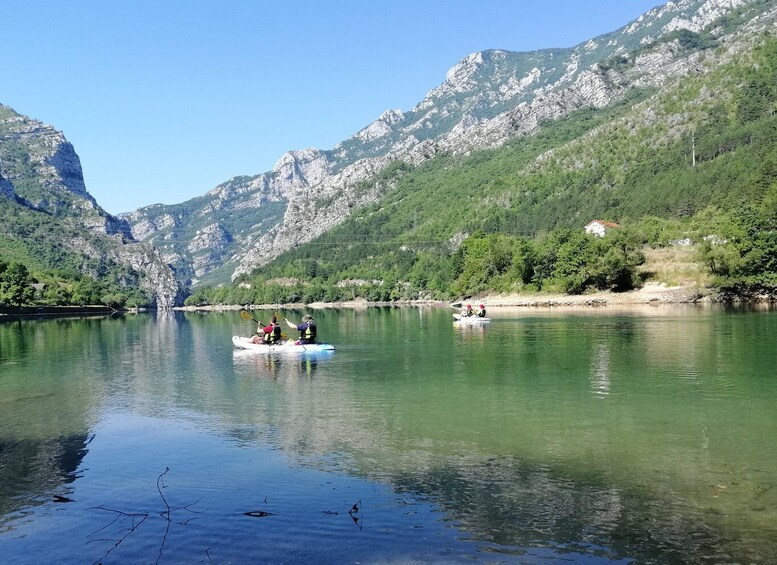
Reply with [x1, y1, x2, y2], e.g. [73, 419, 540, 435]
[232, 336, 336, 353]
[452, 314, 491, 324]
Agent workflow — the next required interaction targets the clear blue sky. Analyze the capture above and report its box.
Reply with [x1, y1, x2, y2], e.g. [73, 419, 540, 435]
[2, 1, 663, 214]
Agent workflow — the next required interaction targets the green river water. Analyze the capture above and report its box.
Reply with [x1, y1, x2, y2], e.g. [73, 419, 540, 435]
[0, 305, 775, 564]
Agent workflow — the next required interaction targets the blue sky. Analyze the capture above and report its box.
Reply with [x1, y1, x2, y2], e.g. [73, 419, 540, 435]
[2, 1, 663, 214]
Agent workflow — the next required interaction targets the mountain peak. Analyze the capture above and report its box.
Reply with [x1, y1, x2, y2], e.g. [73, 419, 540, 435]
[272, 148, 331, 187]
[355, 109, 406, 142]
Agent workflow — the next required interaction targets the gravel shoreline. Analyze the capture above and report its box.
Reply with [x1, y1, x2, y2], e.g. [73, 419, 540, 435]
[474, 283, 710, 308]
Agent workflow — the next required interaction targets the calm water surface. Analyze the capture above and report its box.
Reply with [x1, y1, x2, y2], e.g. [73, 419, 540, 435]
[0, 306, 775, 564]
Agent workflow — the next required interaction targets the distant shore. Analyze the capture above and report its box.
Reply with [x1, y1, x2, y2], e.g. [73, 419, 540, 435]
[174, 283, 774, 312]
[473, 283, 712, 308]
[6, 284, 771, 321]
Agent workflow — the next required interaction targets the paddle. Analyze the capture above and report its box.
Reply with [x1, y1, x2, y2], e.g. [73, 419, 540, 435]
[240, 310, 263, 326]
[241, 310, 289, 342]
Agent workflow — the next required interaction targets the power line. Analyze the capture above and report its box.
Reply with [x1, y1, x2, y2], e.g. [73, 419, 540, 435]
[142, 238, 453, 245]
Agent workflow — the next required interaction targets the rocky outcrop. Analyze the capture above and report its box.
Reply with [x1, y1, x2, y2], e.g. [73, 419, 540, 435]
[355, 109, 405, 142]
[119, 245, 183, 309]
[1, 105, 92, 201]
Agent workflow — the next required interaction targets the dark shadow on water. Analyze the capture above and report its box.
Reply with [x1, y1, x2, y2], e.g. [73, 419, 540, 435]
[0, 434, 91, 523]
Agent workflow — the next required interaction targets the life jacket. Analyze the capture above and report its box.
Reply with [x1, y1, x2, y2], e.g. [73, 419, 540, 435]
[477, 308, 486, 317]
[262, 323, 280, 344]
[300, 322, 316, 342]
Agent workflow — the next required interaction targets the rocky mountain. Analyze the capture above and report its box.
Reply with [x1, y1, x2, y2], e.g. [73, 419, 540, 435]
[120, 0, 775, 286]
[0, 104, 182, 308]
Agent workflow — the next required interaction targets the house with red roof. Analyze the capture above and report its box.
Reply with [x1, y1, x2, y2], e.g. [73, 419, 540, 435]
[584, 220, 620, 238]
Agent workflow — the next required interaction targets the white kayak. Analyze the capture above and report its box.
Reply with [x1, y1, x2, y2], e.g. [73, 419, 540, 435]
[453, 314, 491, 324]
[232, 336, 335, 353]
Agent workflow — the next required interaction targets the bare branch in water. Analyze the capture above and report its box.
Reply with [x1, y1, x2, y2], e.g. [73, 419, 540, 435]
[349, 499, 363, 530]
[87, 467, 202, 565]
[87, 507, 149, 563]
[157, 466, 171, 517]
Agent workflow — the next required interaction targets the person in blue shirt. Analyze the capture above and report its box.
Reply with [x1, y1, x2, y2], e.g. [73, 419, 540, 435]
[286, 314, 317, 344]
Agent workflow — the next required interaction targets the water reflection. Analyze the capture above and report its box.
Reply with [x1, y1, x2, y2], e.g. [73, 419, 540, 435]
[1, 308, 776, 563]
[0, 434, 90, 530]
[589, 343, 611, 397]
[452, 321, 488, 343]
[232, 350, 327, 380]
[390, 454, 730, 563]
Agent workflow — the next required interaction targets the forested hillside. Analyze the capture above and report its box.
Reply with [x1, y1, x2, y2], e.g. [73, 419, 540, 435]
[188, 35, 777, 306]
[0, 207, 151, 309]
[128, 0, 775, 286]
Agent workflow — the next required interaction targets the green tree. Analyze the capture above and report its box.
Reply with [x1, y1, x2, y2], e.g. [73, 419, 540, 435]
[70, 278, 101, 305]
[42, 283, 71, 306]
[697, 203, 777, 292]
[593, 230, 645, 291]
[0, 261, 35, 306]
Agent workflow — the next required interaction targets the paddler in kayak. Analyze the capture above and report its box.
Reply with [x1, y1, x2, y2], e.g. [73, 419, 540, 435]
[264, 316, 282, 344]
[477, 304, 487, 318]
[461, 304, 475, 317]
[251, 316, 282, 344]
[286, 314, 317, 344]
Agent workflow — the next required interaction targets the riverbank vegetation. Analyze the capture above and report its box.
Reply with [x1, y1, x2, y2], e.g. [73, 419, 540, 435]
[0, 259, 149, 309]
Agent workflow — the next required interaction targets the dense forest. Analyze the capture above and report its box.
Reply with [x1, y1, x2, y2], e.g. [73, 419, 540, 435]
[186, 38, 777, 306]
[0, 258, 149, 309]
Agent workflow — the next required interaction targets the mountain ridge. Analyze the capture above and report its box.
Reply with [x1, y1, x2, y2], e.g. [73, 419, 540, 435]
[3, 0, 775, 307]
[121, 0, 771, 287]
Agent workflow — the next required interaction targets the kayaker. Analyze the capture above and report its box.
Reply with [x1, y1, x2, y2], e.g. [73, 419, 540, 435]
[462, 304, 474, 317]
[262, 316, 282, 344]
[477, 304, 486, 318]
[250, 316, 282, 345]
[286, 314, 317, 344]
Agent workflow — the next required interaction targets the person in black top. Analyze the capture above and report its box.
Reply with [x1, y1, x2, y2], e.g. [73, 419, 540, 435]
[286, 314, 317, 344]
